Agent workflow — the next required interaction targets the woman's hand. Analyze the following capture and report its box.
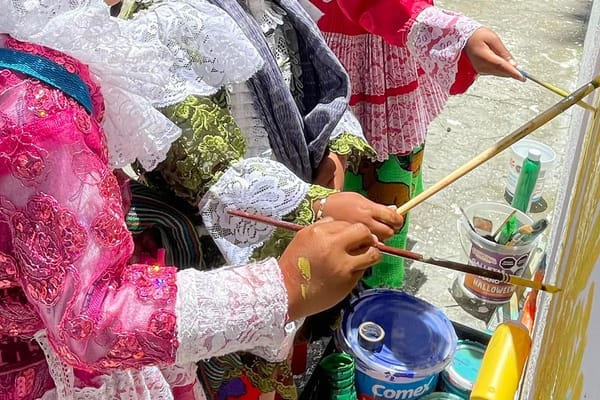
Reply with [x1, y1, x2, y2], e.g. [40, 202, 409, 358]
[279, 219, 380, 320]
[314, 152, 347, 191]
[315, 192, 404, 241]
[465, 27, 525, 81]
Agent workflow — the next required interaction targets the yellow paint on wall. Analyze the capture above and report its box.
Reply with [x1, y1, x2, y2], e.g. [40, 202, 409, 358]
[532, 104, 600, 399]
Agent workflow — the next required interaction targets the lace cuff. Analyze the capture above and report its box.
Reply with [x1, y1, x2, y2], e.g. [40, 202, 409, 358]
[199, 158, 310, 264]
[408, 6, 482, 93]
[175, 259, 298, 364]
[250, 184, 336, 261]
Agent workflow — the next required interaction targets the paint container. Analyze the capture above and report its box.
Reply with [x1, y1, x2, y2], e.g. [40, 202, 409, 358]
[439, 340, 487, 399]
[456, 202, 538, 305]
[420, 393, 464, 400]
[335, 289, 457, 400]
[470, 321, 532, 400]
[505, 139, 556, 203]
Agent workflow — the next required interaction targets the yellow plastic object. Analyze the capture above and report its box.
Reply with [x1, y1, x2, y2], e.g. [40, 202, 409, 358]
[470, 321, 532, 400]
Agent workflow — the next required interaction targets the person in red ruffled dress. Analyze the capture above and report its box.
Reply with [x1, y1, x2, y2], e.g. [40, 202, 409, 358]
[301, 0, 525, 288]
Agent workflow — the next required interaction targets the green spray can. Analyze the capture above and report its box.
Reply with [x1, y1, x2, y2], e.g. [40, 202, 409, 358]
[511, 149, 541, 213]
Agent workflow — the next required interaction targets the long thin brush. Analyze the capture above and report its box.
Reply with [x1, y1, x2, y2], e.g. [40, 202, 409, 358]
[227, 209, 561, 293]
[519, 69, 596, 112]
[395, 75, 600, 216]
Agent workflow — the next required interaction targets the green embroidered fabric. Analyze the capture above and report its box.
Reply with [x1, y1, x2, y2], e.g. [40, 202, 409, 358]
[330, 132, 375, 157]
[153, 93, 247, 207]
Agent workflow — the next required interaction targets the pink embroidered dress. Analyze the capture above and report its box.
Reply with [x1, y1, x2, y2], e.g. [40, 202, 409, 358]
[305, 0, 482, 159]
[0, 2, 304, 399]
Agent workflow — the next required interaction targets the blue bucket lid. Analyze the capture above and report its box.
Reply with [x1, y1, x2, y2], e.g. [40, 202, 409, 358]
[339, 289, 457, 379]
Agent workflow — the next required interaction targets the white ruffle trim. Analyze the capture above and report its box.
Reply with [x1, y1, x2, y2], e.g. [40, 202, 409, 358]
[0, 0, 263, 171]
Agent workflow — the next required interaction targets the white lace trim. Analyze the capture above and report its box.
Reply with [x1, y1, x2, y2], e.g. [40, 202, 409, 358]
[0, 0, 262, 171]
[199, 157, 309, 264]
[408, 6, 481, 91]
[132, 1, 264, 108]
[35, 330, 178, 400]
[175, 260, 298, 365]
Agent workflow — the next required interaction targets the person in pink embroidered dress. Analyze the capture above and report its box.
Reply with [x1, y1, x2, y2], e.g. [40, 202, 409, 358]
[0, 2, 391, 399]
[302, 0, 525, 288]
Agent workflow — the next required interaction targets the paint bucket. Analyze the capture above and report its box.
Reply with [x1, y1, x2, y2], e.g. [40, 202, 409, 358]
[439, 340, 487, 399]
[335, 289, 457, 400]
[420, 393, 464, 400]
[505, 139, 556, 202]
[456, 202, 538, 304]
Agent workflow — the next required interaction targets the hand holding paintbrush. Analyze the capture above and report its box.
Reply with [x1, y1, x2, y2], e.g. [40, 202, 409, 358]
[228, 209, 560, 293]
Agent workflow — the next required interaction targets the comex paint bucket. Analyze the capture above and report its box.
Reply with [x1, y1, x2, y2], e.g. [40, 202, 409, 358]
[505, 138, 556, 202]
[336, 289, 457, 400]
[439, 340, 487, 399]
[456, 202, 538, 305]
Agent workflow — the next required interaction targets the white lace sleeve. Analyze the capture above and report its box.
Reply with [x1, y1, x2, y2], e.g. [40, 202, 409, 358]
[175, 259, 298, 365]
[330, 109, 365, 141]
[407, 6, 482, 92]
[130, 0, 264, 108]
[199, 157, 310, 264]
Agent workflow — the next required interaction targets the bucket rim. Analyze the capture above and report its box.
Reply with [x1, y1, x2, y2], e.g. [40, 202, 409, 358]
[510, 138, 557, 165]
[460, 202, 540, 252]
[336, 289, 458, 379]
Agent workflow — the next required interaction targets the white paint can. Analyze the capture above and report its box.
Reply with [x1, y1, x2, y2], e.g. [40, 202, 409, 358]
[505, 139, 556, 202]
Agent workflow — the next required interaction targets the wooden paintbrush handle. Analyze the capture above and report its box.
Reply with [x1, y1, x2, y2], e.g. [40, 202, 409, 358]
[396, 75, 600, 216]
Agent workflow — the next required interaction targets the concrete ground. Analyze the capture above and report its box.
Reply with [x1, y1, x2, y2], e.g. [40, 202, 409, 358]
[405, 0, 593, 331]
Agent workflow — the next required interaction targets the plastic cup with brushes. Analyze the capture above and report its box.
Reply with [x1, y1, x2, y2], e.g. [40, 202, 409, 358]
[453, 203, 543, 318]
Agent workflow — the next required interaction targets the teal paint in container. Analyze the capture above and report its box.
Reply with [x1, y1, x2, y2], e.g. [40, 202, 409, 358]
[439, 340, 487, 399]
[335, 289, 457, 400]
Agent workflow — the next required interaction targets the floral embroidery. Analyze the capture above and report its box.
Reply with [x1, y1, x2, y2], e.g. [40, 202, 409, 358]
[98, 328, 178, 370]
[0, 128, 48, 185]
[0, 252, 18, 289]
[150, 94, 246, 207]
[148, 311, 177, 339]
[329, 132, 376, 157]
[5, 38, 105, 121]
[64, 315, 95, 340]
[14, 368, 36, 398]
[24, 81, 73, 118]
[91, 209, 129, 248]
[74, 108, 92, 134]
[11, 193, 87, 305]
[98, 174, 122, 203]
[123, 264, 177, 305]
[0, 288, 43, 337]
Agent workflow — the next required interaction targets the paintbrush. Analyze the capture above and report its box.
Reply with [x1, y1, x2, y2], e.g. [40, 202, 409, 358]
[395, 75, 600, 216]
[491, 210, 518, 241]
[519, 69, 596, 112]
[507, 218, 548, 247]
[227, 209, 561, 293]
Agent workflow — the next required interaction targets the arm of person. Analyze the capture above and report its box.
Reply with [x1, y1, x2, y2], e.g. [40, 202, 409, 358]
[315, 110, 376, 191]
[336, 0, 522, 92]
[1, 97, 296, 373]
